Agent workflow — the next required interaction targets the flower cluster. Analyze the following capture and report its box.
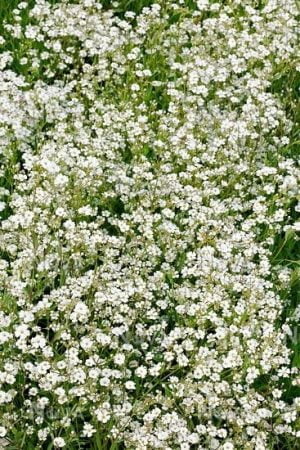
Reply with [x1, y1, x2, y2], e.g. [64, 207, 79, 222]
[0, 1, 299, 449]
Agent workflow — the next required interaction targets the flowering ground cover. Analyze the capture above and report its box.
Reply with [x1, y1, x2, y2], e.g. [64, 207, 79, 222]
[0, 0, 299, 449]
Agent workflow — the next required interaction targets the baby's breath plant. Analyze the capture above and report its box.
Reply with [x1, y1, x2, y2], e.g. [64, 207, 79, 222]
[0, 1, 299, 449]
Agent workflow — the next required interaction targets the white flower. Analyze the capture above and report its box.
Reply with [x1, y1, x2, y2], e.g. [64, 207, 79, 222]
[223, 443, 234, 450]
[130, 83, 140, 91]
[70, 302, 90, 323]
[125, 381, 135, 390]
[82, 423, 96, 438]
[95, 407, 111, 423]
[100, 377, 110, 387]
[197, 0, 209, 11]
[54, 174, 68, 187]
[113, 353, 125, 366]
[38, 428, 49, 442]
[53, 437, 66, 448]
[53, 41, 62, 53]
[135, 366, 147, 378]
[80, 337, 93, 351]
